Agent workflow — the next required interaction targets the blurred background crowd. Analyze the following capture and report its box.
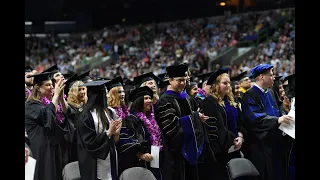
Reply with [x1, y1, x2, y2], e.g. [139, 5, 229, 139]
[25, 7, 294, 79]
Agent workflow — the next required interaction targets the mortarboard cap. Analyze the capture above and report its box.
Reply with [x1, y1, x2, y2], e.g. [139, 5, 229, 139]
[158, 79, 170, 89]
[283, 74, 295, 84]
[63, 73, 74, 80]
[64, 74, 79, 95]
[97, 77, 111, 81]
[124, 79, 134, 86]
[249, 64, 273, 78]
[25, 66, 34, 73]
[134, 72, 160, 87]
[207, 68, 230, 85]
[274, 76, 283, 81]
[42, 64, 59, 73]
[78, 71, 92, 83]
[230, 71, 248, 82]
[166, 64, 189, 78]
[29, 72, 53, 85]
[129, 86, 154, 102]
[105, 76, 123, 91]
[80, 80, 109, 95]
[157, 73, 167, 80]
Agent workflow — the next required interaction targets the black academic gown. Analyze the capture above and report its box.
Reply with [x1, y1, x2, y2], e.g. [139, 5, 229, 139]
[76, 111, 119, 180]
[155, 90, 204, 180]
[25, 136, 33, 157]
[241, 86, 287, 180]
[117, 114, 169, 180]
[61, 104, 83, 164]
[199, 95, 240, 180]
[25, 100, 69, 180]
[279, 104, 295, 180]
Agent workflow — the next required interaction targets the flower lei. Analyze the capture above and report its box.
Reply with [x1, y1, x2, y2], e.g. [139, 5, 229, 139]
[40, 94, 66, 124]
[114, 104, 130, 119]
[198, 88, 206, 97]
[134, 105, 163, 150]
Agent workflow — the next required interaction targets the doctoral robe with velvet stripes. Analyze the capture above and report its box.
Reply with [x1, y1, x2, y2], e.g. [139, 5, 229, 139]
[155, 90, 204, 180]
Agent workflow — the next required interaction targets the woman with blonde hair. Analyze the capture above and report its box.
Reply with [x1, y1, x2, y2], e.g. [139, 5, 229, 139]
[63, 74, 88, 163]
[25, 72, 70, 180]
[106, 76, 130, 119]
[199, 68, 246, 180]
[134, 72, 160, 104]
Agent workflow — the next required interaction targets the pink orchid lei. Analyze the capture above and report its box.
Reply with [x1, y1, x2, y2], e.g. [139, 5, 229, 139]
[134, 105, 163, 150]
[114, 104, 130, 119]
[40, 94, 66, 124]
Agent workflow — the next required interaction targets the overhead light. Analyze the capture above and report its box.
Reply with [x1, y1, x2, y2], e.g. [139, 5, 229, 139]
[219, 1, 227, 6]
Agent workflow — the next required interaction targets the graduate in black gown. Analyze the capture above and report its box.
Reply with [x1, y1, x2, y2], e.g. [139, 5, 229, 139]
[155, 64, 208, 180]
[157, 73, 170, 96]
[230, 71, 251, 102]
[281, 74, 295, 180]
[134, 72, 160, 104]
[199, 68, 246, 180]
[240, 64, 294, 180]
[195, 72, 212, 111]
[271, 76, 285, 109]
[25, 72, 70, 180]
[76, 80, 122, 180]
[64, 74, 88, 162]
[117, 86, 166, 180]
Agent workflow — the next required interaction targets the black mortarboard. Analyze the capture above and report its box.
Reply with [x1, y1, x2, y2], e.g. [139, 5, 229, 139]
[42, 64, 59, 73]
[129, 86, 154, 102]
[78, 71, 92, 83]
[134, 72, 160, 87]
[29, 72, 53, 84]
[25, 66, 34, 73]
[166, 64, 189, 78]
[63, 73, 74, 80]
[207, 68, 230, 85]
[230, 71, 248, 82]
[274, 76, 283, 82]
[81, 80, 109, 96]
[105, 76, 123, 91]
[124, 79, 134, 86]
[64, 74, 79, 95]
[196, 72, 212, 88]
[97, 77, 111, 81]
[283, 74, 295, 84]
[157, 73, 167, 80]
[158, 79, 170, 89]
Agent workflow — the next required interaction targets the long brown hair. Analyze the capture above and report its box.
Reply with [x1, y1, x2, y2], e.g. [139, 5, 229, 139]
[207, 73, 239, 108]
[26, 81, 49, 102]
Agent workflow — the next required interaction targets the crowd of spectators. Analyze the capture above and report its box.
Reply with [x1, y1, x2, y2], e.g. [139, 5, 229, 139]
[25, 8, 294, 80]
[229, 16, 295, 77]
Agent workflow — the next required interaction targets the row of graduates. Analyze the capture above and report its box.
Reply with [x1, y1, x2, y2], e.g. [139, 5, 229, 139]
[25, 63, 295, 180]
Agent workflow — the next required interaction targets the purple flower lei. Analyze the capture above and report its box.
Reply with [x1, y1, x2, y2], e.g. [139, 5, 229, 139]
[134, 105, 163, 150]
[198, 88, 206, 97]
[40, 94, 66, 124]
[114, 104, 130, 119]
